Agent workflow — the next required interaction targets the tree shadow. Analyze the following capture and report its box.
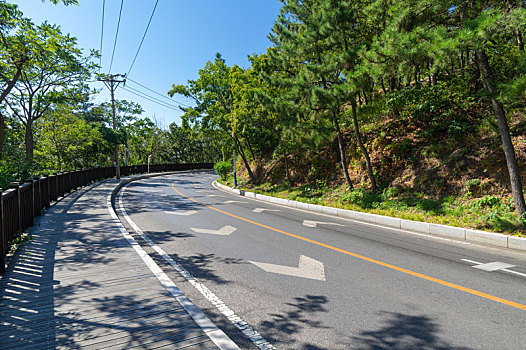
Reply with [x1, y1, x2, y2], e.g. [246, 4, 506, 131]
[1, 180, 215, 349]
[166, 252, 247, 285]
[259, 295, 331, 349]
[352, 311, 475, 350]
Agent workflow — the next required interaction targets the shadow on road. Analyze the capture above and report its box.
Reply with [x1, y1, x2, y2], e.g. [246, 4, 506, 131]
[352, 311, 474, 350]
[259, 294, 330, 349]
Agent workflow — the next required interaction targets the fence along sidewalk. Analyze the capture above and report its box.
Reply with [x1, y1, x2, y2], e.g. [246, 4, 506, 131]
[0, 163, 213, 273]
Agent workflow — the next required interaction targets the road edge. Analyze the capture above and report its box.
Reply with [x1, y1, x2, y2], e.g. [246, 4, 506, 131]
[213, 181, 526, 252]
[108, 170, 241, 350]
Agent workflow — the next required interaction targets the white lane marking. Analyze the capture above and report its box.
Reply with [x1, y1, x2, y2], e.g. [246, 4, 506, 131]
[224, 200, 247, 204]
[501, 268, 526, 277]
[208, 194, 226, 198]
[119, 185, 275, 350]
[303, 220, 343, 228]
[212, 181, 472, 246]
[163, 210, 198, 216]
[141, 189, 162, 193]
[107, 190, 240, 350]
[461, 258, 481, 264]
[190, 225, 237, 236]
[252, 208, 280, 213]
[473, 262, 516, 272]
[461, 258, 525, 276]
[249, 255, 326, 281]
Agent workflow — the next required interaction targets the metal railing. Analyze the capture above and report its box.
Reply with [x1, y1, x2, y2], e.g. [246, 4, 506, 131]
[0, 163, 213, 273]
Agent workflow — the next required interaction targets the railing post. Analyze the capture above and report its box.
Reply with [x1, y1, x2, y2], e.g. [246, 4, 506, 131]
[9, 182, 21, 235]
[33, 177, 41, 216]
[24, 179, 35, 227]
[0, 189, 5, 273]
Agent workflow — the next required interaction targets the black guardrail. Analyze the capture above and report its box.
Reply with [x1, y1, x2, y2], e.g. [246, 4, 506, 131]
[0, 163, 213, 273]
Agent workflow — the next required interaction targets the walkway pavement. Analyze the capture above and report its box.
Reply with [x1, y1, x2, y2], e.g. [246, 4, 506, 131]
[0, 179, 225, 349]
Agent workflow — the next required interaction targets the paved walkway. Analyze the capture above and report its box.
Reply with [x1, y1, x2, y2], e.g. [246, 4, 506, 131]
[0, 179, 223, 349]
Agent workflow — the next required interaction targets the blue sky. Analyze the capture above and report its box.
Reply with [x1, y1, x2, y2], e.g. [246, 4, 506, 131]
[11, 0, 283, 126]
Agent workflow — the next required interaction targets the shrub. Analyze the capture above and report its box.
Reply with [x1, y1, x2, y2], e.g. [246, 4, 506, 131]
[214, 161, 232, 180]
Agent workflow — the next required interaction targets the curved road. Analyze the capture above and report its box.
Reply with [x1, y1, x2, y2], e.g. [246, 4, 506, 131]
[116, 172, 526, 350]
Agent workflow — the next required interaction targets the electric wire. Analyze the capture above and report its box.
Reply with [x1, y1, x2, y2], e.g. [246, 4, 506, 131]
[125, 85, 182, 110]
[99, 0, 105, 72]
[108, 0, 125, 73]
[126, 77, 192, 108]
[121, 86, 183, 112]
[126, 0, 160, 76]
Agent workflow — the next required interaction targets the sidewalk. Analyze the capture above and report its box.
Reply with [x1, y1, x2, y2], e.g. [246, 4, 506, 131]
[0, 179, 225, 349]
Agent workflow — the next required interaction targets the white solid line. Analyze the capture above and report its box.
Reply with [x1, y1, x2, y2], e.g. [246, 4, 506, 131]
[501, 268, 526, 278]
[163, 210, 198, 216]
[119, 184, 275, 350]
[108, 188, 240, 350]
[461, 258, 482, 265]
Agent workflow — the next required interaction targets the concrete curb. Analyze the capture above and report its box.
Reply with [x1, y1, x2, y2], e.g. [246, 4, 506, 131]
[213, 181, 526, 252]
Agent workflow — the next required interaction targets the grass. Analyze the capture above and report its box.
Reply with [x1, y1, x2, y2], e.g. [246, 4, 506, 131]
[219, 177, 525, 237]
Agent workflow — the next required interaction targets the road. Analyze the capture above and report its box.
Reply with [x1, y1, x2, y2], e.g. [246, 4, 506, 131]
[116, 172, 526, 350]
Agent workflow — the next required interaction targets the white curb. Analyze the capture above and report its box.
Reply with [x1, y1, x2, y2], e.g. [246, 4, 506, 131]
[213, 181, 526, 252]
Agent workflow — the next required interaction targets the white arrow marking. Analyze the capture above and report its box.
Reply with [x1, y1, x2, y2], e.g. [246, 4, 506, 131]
[460, 258, 526, 276]
[249, 255, 325, 281]
[303, 220, 343, 228]
[190, 225, 237, 236]
[224, 200, 247, 204]
[163, 210, 197, 216]
[252, 208, 280, 213]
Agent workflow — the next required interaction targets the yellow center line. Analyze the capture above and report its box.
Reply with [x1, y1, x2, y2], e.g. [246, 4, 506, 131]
[171, 182, 526, 311]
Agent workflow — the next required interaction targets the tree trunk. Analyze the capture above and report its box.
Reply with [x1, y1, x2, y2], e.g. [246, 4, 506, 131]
[0, 65, 23, 106]
[389, 76, 397, 92]
[362, 88, 369, 105]
[477, 49, 526, 218]
[243, 132, 257, 162]
[514, 28, 524, 51]
[470, 53, 481, 91]
[25, 119, 33, 162]
[331, 110, 353, 189]
[351, 100, 376, 192]
[380, 77, 386, 95]
[233, 135, 256, 183]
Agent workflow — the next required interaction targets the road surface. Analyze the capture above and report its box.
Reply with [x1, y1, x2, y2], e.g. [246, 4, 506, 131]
[116, 172, 526, 350]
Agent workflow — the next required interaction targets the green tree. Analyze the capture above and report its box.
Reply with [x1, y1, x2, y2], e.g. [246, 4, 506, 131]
[169, 54, 262, 182]
[5, 22, 94, 162]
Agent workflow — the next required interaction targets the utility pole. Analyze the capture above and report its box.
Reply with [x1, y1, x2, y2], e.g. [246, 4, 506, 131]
[99, 73, 126, 179]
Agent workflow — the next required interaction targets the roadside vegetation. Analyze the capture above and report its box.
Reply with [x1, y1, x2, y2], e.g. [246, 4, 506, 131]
[219, 177, 523, 236]
[175, 0, 526, 236]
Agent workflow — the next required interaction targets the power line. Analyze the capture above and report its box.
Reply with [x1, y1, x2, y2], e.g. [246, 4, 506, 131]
[99, 0, 105, 71]
[126, 0, 160, 76]
[121, 85, 183, 112]
[108, 0, 125, 73]
[126, 77, 192, 108]
[125, 85, 183, 111]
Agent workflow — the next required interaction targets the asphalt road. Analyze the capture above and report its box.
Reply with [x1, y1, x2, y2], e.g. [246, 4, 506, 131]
[116, 172, 526, 350]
